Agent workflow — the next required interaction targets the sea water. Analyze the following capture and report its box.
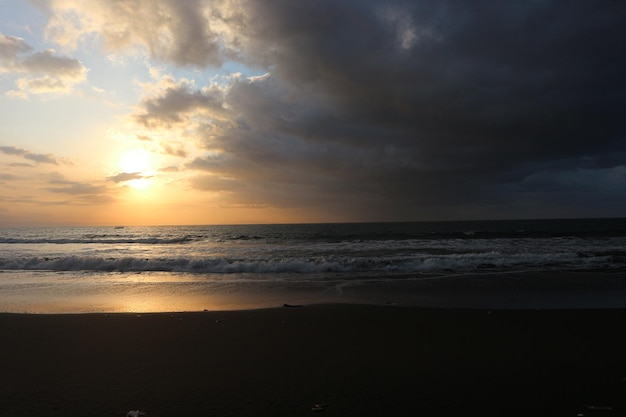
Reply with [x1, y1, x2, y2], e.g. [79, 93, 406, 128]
[1, 219, 626, 313]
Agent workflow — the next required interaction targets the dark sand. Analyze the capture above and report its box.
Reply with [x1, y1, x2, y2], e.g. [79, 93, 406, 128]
[2, 304, 626, 417]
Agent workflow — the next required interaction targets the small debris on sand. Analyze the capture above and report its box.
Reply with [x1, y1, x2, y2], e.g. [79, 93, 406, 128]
[312, 403, 327, 412]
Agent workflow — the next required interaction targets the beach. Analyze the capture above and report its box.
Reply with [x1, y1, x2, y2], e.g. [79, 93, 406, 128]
[2, 304, 626, 417]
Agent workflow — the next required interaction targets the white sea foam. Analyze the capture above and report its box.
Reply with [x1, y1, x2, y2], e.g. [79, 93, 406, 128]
[0, 250, 617, 274]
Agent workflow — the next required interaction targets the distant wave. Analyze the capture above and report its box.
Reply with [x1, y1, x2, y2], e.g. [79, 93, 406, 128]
[0, 251, 618, 274]
[0, 236, 195, 245]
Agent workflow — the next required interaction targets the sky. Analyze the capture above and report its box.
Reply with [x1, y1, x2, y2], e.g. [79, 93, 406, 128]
[0, 0, 625, 226]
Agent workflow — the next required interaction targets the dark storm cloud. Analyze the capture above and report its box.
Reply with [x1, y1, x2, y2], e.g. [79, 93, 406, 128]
[189, 174, 244, 192]
[132, 0, 626, 219]
[241, 1, 626, 218]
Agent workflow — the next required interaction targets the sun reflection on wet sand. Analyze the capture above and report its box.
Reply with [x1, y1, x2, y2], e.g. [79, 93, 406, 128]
[0, 271, 343, 313]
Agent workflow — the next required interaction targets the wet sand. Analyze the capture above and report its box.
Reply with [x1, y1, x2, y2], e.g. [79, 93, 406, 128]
[1, 304, 626, 416]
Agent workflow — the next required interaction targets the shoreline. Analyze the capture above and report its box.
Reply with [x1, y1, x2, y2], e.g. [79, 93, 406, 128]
[2, 269, 626, 314]
[2, 304, 626, 416]
[5, 299, 626, 315]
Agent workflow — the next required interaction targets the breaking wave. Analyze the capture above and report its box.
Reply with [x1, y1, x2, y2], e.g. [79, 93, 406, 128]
[0, 251, 618, 274]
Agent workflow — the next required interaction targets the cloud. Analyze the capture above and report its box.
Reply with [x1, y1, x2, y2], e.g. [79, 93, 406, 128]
[38, 0, 626, 220]
[6, 162, 35, 168]
[161, 143, 187, 158]
[20, 49, 86, 78]
[0, 33, 32, 64]
[41, 0, 227, 66]
[378, 5, 442, 51]
[189, 174, 244, 192]
[37, 173, 115, 204]
[0, 173, 19, 180]
[107, 171, 153, 183]
[0, 145, 67, 165]
[134, 76, 229, 128]
[0, 33, 87, 97]
[46, 182, 108, 195]
[0, 170, 116, 209]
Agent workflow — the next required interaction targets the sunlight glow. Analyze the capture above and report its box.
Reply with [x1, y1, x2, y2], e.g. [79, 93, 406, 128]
[119, 149, 151, 173]
[118, 149, 155, 189]
[127, 177, 151, 189]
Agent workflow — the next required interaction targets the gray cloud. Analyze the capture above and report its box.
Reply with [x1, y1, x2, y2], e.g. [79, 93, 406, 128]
[5, 162, 34, 167]
[107, 172, 153, 183]
[0, 145, 64, 165]
[0, 33, 32, 64]
[45, 182, 108, 195]
[43, 0, 226, 67]
[0, 32, 87, 97]
[42, 173, 110, 200]
[134, 79, 228, 128]
[48, 0, 626, 220]
[0, 171, 115, 208]
[161, 143, 188, 158]
[239, 2, 626, 219]
[20, 49, 86, 78]
[189, 174, 244, 192]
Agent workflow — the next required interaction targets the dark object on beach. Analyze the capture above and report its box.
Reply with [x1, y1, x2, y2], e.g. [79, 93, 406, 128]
[283, 303, 302, 308]
[312, 402, 327, 412]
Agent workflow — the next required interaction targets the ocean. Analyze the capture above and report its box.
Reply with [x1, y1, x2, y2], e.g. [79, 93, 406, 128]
[1, 219, 626, 313]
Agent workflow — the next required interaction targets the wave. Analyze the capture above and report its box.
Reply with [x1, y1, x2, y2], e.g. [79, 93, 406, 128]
[0, 236, 195, 245]
[0, 251, 617, 274]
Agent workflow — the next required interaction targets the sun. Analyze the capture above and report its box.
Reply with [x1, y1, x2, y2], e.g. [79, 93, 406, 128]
[119, 149, 151, 172]
[118, 149, 155, 189]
